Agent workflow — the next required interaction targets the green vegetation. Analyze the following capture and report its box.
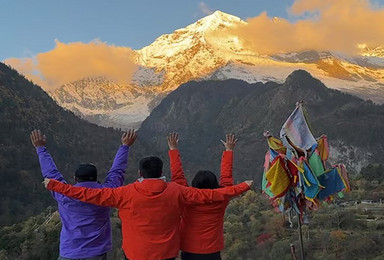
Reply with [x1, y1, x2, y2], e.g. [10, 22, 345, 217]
[222, 191, 384, 260]
[1, 167, 383, 260]
[222, 165, 384, 260]
[359, 164, 384, 183]
[0, 207, 60, 260]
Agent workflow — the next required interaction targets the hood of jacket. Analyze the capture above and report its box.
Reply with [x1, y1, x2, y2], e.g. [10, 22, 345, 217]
[133, 179, 169, 196]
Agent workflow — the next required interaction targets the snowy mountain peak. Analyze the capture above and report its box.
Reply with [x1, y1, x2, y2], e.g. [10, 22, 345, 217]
[360, 46, 384, 58]
[137, 10, 244, 61]
[136, 10, 248, 82]
[187, 11, 244, 32]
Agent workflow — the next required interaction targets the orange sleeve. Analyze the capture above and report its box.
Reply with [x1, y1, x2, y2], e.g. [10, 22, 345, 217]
[47, 179, 129, 208]
[219, 151, 234, 187]
[169, 150, 188, 186]
[180, 182, 250, 205]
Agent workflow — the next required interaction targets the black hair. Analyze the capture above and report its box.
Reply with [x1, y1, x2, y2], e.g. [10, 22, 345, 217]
[75, 163, 98, 182]
[139, 156, 163, 178]
[191, 170, 220, 189]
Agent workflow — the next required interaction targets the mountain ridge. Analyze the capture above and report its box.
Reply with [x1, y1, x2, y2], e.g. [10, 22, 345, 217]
[135, 70, 384, 183]
[47, 11, 384, 128]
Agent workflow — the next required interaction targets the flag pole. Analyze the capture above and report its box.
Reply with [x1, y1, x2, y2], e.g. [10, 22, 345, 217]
[297, 212, 305, 260]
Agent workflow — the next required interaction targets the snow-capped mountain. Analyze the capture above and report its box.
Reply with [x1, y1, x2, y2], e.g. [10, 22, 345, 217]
[51, 11, 384, 128]
[136, 11, 248, 91]
[52, 77, 162, 129]
[207, 50, 384, 103]
[360, 45, 384, 58]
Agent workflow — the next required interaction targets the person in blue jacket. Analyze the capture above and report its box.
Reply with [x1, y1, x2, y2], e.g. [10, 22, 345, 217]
[30, 129, 137, 260]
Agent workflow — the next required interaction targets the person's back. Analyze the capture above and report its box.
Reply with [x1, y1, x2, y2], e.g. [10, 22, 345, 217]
[56, 181, 117, 258]
[167, 133, 238, 259]
[169, 155, 232, 256]
[43, 155, 252, 260]
[31, 129, 137, 259]
[180, 200, 228, 255]
[118, 179, 188, 259]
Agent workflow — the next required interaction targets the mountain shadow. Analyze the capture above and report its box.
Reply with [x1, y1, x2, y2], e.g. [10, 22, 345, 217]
[137, 70, 384, 184]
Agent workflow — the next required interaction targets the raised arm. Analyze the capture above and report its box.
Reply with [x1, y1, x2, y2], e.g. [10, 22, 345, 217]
[30, 130, 65, 183]
[167, 132, 188, 186]
[180, 181, 252, 205]
[104, 129, 137, 188]
[219, 134, 237, 186]
[45, 179, 129, 208]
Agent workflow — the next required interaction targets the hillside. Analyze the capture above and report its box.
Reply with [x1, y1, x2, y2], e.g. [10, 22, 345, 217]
[0, 63, 134, 226]
[137, 70, 384, 183]
[2, 174, 384, 260]
[1, 64, 384, 259]
[1, 61, 383, 227]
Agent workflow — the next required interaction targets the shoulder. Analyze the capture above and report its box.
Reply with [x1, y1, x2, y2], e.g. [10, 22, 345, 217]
[167, 182, 184, 193]
[121, 183, 134, 190]
[167, 182, 180, 188]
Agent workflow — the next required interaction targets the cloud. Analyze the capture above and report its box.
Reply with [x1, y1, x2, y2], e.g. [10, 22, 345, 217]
[199, 2, 213, 15]
[5, 57, 47, 87]
[209, 0, 384, 55]
[5, 40, 137, 91]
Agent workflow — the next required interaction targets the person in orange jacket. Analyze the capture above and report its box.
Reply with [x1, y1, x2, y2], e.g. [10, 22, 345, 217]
[44, 154, 253, 260]
[167, 133, 242, 260]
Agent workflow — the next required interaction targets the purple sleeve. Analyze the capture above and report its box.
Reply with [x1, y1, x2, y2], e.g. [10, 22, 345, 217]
[103, 145, 129, 188]
[36, 147, 67, 201]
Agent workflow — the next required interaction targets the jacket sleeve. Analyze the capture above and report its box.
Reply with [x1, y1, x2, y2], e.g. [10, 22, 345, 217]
[103, 145, 129, 188]
[36, 147, 67, 202]
[219, 151, 234, 187]
[169, 150, 189, 186]
[179, 182, 250, 205]
[47, 179, 129, 208]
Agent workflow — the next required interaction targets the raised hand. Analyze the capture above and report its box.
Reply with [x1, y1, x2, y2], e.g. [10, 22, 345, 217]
[167, 132, 179, 150]
[43, 178, 51, 188]
[220, 134, 237, 151]
[263, 131, 272, 138]
[121, 129, 137, 146]
[30, 129, 47, 148]
[244, 180, 254, 188]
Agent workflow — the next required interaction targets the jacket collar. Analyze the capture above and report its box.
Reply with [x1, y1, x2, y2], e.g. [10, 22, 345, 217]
[137, 176, 166, 182]
[134, 177, 168, 196]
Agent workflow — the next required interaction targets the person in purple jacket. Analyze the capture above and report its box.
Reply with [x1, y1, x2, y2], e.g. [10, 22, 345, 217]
[30, 129, 137, 260]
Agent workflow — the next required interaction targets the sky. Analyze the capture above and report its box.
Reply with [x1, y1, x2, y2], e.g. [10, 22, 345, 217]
[2, 0, 384, 90]
[0, 0, 296, 60]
